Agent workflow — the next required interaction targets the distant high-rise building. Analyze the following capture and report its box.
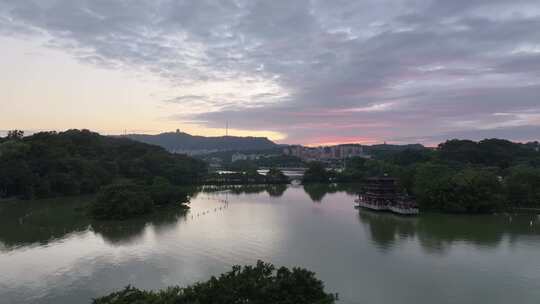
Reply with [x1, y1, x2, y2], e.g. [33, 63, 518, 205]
[283, 144, 368, 161]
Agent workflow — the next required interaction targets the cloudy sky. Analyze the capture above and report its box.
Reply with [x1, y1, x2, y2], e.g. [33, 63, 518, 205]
[1, 0, 540, 145]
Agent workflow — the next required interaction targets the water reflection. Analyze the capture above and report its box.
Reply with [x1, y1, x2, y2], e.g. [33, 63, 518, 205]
[0, 196, 92, 250]
[91, 207, 188, 245]
[358, 211, 417, 251]
[266, 184, 288, 197]
[0, 197, 190, 250]
[358, 209, 539, 253]
[2, 184, 540, 304]
[303, 184, 329, 202]
[0, 184, 290, 250]
[3, 185, 539, 255]
[197, 184, 289, 197]
[303, 183, 361, 203]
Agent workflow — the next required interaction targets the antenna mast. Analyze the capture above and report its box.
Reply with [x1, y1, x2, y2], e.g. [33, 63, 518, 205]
[226, 121, 229, 137]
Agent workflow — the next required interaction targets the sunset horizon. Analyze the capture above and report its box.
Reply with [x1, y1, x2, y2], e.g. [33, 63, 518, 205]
[2, 1, 539, 146]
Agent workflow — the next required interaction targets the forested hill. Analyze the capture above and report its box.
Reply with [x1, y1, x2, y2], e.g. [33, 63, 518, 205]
[0, 129, 207, 199]
[127, 132, 278, 154]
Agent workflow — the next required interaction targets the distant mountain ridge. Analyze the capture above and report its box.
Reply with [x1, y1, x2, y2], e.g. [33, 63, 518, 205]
[127, 131, 278, 155]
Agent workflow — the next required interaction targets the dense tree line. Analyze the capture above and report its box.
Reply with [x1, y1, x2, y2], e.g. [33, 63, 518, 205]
[331, 139, 540, 213]
[93, 260, 336, 304]
[0, 129, 207, 200]
[302, 162, 334, 183]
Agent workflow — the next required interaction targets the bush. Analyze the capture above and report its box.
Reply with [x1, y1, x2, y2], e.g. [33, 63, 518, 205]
[148, 177, 189, 206]
[93, 261, 336, 304]
[414, 163, 504, 213]
[0, 129, 207, 199]
[506, 166, 540, 207]
[90, 183, 154, 220]
[266, 167, 289, 184]
[303, 162, 331, 183]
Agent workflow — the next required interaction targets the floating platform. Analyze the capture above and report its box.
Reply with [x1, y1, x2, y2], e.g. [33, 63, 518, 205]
[355, 199, 419, 215]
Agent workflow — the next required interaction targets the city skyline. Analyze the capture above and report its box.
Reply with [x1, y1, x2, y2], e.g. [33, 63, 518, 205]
[1, 1, 540, 146]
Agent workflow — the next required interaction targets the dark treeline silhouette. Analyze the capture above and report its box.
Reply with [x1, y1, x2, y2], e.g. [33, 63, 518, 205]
[93, 261, 336, 304]
[308, 139, 540, 213]
[0, 129, 208, 219]
[0, 129, 207, 200]
[127, 131, 278, 152]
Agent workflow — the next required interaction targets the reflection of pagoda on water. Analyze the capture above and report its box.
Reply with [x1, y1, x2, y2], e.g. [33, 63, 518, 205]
[355, 177, 419, 215]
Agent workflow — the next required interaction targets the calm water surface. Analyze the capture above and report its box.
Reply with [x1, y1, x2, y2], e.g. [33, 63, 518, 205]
[1, 184, 539, 304]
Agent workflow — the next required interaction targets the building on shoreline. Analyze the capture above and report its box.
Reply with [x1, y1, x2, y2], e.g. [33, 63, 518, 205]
[283, 144, 369, 161]
[355, 177, 419, 215]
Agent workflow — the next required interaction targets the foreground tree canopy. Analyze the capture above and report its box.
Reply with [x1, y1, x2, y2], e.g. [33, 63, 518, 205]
[93, 261, 336, 304]
[0, 129, 207, 199]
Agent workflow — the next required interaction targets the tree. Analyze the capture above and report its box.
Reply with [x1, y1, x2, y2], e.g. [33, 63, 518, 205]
[506, 166, 540, 207]
[451, 169, 504, 213]
[303, 162, 331, 183]
[266, 167, 289, 184]
[6, 130, 24, 140]
[93, 261, 336, 304]
[413, 163, 457, 212]
[148, 176, 189, 206]
[90, 183, 154, 220]
[0, 129, 207, 200]
[414, 163, 504, 213]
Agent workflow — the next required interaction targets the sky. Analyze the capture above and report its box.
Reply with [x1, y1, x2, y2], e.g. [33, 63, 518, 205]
[1, 0, 539, 146]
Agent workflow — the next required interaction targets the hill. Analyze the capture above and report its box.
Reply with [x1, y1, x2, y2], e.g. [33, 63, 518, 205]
[127, 131, 278, 155]
[0, 129, 207, 199]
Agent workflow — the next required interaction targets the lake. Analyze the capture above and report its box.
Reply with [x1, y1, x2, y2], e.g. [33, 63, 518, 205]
[1, 184, 539, 304]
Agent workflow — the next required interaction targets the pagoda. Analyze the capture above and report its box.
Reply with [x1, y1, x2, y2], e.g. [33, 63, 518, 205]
[355, 176, 419, 215]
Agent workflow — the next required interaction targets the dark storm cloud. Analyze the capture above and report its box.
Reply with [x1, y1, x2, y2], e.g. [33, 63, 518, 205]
[1, 0, 539, 143]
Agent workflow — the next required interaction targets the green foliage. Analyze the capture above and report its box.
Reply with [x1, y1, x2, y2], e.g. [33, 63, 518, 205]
[303, 162, 332, 183]
[148, 177, 189, 206]
[413, 163, 456, 211]
[93, 261, 336, 304]
[205, 167, 289, 185]
[0, 129, 207, 199]
[390, 148, 434, 166]
[90, 183, 154, 220]
[226, 159, 259, 172]
[505, 166, 540, 207]
[335, 139, 540, 213]
[414, 163, 504, 213]
[451, 169, 505, 213]
[266, 167, 289, 184]
[437, 138, 538, 168]
[6, 130, 24, 140]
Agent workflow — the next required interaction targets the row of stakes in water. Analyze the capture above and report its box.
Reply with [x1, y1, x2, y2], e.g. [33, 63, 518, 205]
[189, 196, 229, 221]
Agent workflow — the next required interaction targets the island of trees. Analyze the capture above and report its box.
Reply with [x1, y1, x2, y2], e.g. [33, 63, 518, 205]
[93, 260, 336, 304]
